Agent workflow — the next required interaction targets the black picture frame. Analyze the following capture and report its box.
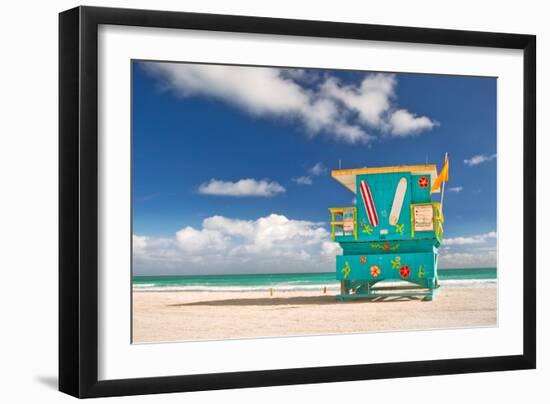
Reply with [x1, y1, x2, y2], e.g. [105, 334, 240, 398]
[59, 5, 536, 398]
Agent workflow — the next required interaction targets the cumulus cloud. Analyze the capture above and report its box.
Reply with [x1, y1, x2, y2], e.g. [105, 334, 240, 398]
[143, 63, 437, 143]
[175, 226, 229, 254]
[321, 240, 343, 258]
[291, 162, 327, 186]
[134, 217, 498, 274]
[448, 186, 463, 193]
[444, 231, 496, 246]
[321, 74, 395, 127]
[320, 74, 437, 136]
[291, 176, 313, 185]
[133, 214, 337, 275]
[308, 162, 328, 176]
[438, 249, 497, 269]
[198, 178, 285, 197]
[464, 153, 497, 166]
[132, 235, 148, 255]
[439, 230, 497, 268]
[388, 109, 437, 136]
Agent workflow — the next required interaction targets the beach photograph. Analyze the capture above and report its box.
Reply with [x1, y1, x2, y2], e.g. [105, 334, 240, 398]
[131, 61, 497, 343]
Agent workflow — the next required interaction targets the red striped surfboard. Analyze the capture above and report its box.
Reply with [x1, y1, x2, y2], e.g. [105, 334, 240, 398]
[359, 180, 379, 227]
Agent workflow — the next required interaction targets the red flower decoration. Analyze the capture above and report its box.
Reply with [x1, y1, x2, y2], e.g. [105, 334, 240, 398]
[360, 256, 367, 265]
[399, 265, 411, 279]
[370, 265, 381, 278]
[383, 243, 390, 251]
[418, 176, 429, 188]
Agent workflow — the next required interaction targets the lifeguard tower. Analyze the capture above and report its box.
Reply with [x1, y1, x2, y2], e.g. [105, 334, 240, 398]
[329, 160, 448, 301]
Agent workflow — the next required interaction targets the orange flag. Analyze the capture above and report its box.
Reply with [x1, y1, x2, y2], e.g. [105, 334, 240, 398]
[431, 155, 449, 193]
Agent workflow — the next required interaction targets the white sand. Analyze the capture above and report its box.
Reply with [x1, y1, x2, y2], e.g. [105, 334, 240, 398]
[132, 287, 496, 343]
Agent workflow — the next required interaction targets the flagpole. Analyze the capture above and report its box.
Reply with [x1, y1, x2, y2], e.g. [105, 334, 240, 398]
[440, 152, 448, 211]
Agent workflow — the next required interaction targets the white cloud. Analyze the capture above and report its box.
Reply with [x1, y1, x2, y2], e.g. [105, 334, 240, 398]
[132, 235, 180, 266]
[202, 216, 255, 237]
[321, 74, 395, 127]
[439, 231, 497, 268]
[308, 162, 328, 176]
[321, 240, 343, 258]
[291, 162, 327, 186]
[332, 122, 373, 143]
[464, 153, 497, 166]
[438, 249, 496, 269]
[143, 63, 436, 143]
[198, 178, 285, 197]
[291, 176, 313, 185]
[133, 214, 337, 275]
[388, 109, 437, 136]
[448, 186, 463, 193]
[444, 231, 496, 246]
[132, 235, 148, 255]
[321, 74, 437, 137]
[134, 218, 498, 274]
[175, 226, 229, 254]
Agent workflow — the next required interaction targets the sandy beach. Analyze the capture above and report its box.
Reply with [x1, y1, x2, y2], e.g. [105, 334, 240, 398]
[132, 286, 497, 343]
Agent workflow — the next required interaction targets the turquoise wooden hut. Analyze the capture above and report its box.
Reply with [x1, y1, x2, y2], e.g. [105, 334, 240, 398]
[329, 162, 447, 301]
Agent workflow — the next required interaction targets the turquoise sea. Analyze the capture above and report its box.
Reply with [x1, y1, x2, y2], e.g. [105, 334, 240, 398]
[133, 268, 496, 292]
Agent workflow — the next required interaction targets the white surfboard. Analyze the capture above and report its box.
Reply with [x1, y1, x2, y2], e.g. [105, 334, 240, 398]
[389, 177, 407, 226]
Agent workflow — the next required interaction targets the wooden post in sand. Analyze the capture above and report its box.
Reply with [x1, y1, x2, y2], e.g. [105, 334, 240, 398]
[270, 288, 273, 297]
[340, 281, 347, 295]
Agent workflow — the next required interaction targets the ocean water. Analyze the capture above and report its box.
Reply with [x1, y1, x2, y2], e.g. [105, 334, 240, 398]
[133, 267, 497, 292]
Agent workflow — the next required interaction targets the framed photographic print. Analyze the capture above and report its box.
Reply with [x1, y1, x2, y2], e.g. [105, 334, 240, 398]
[59, 6, 536, 398]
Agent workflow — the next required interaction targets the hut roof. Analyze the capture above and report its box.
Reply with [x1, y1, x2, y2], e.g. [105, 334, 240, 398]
[332, 164, 440, 194]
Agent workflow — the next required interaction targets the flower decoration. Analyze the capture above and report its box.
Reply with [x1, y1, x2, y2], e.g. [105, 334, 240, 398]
[360, 256, 367, 265]
[418, 176, 429, 188]
[370, 265, 381, 278]
[370, 242, 400, 251]
[399, 265, 411, 279]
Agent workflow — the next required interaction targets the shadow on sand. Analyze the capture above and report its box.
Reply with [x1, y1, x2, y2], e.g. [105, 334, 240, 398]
[169, 294, 419, 307]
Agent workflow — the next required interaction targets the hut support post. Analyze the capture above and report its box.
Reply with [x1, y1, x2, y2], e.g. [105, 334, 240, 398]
[340, 281, 348, 295]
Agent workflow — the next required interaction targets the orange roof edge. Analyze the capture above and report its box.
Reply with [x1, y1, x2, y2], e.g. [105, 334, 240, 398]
[331, 164, 441, 194]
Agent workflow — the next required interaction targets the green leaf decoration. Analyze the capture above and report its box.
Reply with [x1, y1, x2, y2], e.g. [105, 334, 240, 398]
[341, 261, 352, 279]
[391, 256, 402, 269]
[395, 223, 404, 235]
[360, 220, 373, 234]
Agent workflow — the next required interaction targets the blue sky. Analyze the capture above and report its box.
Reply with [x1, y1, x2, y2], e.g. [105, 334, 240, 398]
[132, 61, 497, 275]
